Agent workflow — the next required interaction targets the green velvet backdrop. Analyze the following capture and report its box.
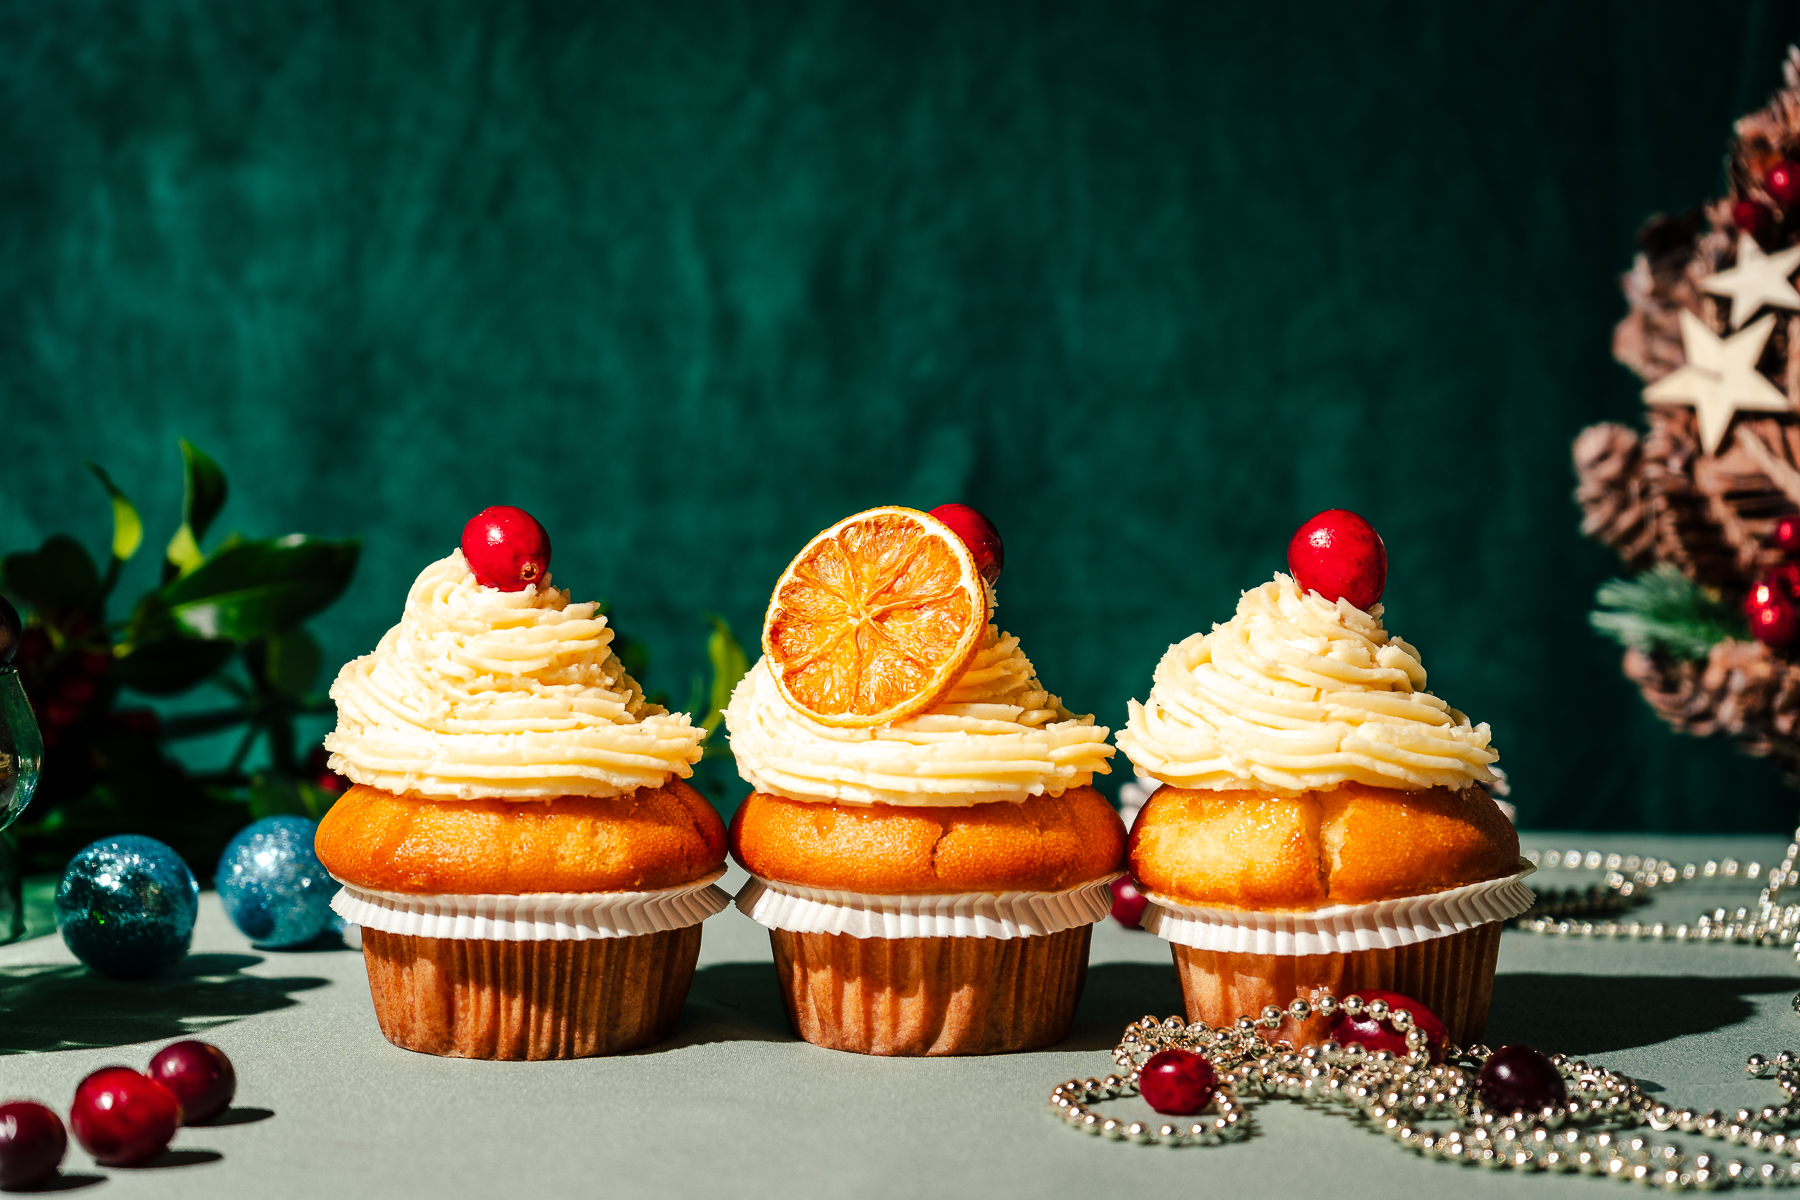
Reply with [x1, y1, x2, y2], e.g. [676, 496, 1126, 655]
[3, 0, 1798, 829]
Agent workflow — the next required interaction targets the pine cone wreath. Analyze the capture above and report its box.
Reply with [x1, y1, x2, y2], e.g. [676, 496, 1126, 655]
[1579, 45, 1800, 778]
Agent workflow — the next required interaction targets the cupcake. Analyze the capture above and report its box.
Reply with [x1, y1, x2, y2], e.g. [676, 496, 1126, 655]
[726, 504, 1122, 1056]
[315, 507, 726, 1060]
[1115, 510, 1530, 1046]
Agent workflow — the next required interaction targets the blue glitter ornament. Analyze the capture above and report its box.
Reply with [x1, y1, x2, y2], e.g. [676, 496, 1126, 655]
[56, 836, 199, 978]
[215, 816, 335, 948]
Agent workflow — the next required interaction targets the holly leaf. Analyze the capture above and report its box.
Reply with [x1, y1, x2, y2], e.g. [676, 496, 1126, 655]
[112, 638, 238, 695]
[262, 628, 323, 697]
[84, 463, 143, 562]
[165, 439, 228, 576]
[156, 535, 360, 641]
[2, 535, 101, 624]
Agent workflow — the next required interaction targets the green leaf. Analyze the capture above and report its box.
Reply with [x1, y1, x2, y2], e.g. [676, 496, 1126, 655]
[1590, 565, 1748, 660]
[84, 463, 143, 562]
[164, 440, 228, 576]
[2, 535, 101, 623]
[296, 779, 340, 821]
[180, 439, 228, 543]
[165, 524, 204, 577]
[701, 613, 748, 734]
[263, 628, 323, 697]
[159, 534, 360, 641]
[247, 772, 310, 820]
[112, 638, 238, 696]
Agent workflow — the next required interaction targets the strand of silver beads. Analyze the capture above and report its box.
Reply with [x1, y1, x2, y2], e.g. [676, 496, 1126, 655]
[1514, 828, 1800, 963]
[1049, 991, 1800, 1188]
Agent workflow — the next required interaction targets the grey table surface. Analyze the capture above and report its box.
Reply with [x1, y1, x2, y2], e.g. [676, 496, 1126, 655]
[2, 831, 1798, 1199]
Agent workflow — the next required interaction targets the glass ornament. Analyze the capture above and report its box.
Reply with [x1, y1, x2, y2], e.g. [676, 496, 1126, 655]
[214, 816, 335, 948]
[56, 836, 198, 978]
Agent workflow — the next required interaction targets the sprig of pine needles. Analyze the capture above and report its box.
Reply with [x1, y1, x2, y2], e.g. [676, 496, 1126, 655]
[1590, 565, 1747, 660]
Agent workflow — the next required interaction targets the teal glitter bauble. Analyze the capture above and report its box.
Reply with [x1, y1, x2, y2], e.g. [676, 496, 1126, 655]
[56, 836, 198, 979]
[215, 816, 335, 948]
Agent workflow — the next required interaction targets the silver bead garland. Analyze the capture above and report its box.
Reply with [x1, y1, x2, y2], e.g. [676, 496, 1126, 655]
[1514, 829, 1800, 961]
[1050, 990, 1800, 1188]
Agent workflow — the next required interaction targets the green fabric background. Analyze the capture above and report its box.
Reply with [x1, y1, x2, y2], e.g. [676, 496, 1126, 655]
[3, 0, 1799, 829]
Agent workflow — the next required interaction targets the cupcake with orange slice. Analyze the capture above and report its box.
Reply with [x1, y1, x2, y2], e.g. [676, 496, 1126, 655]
[1116, 511, 1531, 1046]
[315, 507, 727, 1060]
[726, 504, 1121, 1056]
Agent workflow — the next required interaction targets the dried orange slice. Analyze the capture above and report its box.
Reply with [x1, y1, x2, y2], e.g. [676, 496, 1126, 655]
[763, 506, 987, 728]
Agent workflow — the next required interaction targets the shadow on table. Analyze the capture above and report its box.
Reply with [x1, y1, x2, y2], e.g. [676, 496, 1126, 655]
[15, 1173, 105, 1192]
[649, 961, 796, 1052]
[1488, 973, 1795, 1054]
[1058, 962, 1187, 1052]
[0, 953, 330, 1054]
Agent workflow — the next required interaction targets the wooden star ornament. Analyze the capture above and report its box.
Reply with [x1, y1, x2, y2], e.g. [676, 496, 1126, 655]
[1700, 233, 1800, 328]
[1643, 311, 1791, 454]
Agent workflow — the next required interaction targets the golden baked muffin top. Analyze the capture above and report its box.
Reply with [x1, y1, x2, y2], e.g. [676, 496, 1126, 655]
[1128, 781, 1518, 910]
[316, 780, 726, 895]
[731, 787, 1124, 895]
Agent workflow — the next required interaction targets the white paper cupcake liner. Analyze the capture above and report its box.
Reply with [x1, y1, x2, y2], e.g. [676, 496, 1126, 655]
[329, 869, 732, 942]
[735, 873, 1123, 940]
[1140, 863, 1536, 956]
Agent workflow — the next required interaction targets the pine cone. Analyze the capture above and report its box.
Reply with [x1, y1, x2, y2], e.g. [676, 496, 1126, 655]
[1623, 640, 1800, 778]
[1573, 422, 1654, 565]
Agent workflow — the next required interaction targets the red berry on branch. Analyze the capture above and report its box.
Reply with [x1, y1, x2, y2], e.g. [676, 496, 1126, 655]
[56, 677, 96, 707]
[0, 1100, 66, 1189]
[928, 504, 1004, 586]
[1326, 990, 1447, 1064]
[1138, 1049, 1217, 1115]
[116, 708, 160, 737]
[1736, 198, 1773, 239]
[1769, 162, 1800, 208]
[1748, 577, 1799, 647]
[1776, 515, 1800, 556]
[148, 1041, 236, 1125]
[1287, 510, 1387, 611]
[1477, 1044, 1567, 1113]
[1109, 876, 1149, 930]
[69, 1068, 180, 1166]
[460, 506, 552, 592]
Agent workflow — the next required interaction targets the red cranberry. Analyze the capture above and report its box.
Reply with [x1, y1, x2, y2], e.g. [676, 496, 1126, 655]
[148, 1041, 236, 1125]
[1737, 198, 1773, 239]
[1478, 1044, 1568, 1113]
[1327, 990, 1447, 1064]
[69, 1068, 180, 1166]
[1109, 877, 1149, 930]
[1776, 515, 1800, 556]
[1138, 1049, 1217, 1115]
[1287, 510, 1387, 611]
[0, 1101, 66, 1189]
[1770, 162, 1800, 208]
[460, 506, 552, 592]
[1748, 576, 1799, 647]
[928, 504, 1004, 586]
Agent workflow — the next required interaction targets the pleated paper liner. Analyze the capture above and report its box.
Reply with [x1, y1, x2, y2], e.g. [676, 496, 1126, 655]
[362, 926, 701, 1060]
[1168, 922, 1501, 1047]
[768, 926, 1090, 1056]
[332, 874, 730, 1060]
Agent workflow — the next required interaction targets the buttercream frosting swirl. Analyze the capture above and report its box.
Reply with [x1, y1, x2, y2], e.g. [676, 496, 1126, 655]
[725, 625, 1114, 806]
[1117, 574, 1497, 796]
[324, 552, 705, 800]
